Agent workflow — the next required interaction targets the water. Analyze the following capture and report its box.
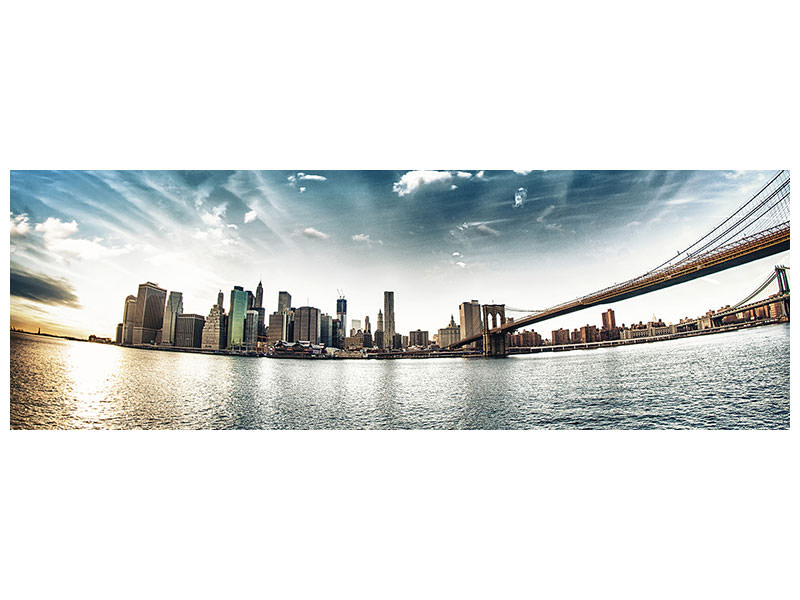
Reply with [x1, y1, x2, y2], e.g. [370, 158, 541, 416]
[9, 324, 790, 429]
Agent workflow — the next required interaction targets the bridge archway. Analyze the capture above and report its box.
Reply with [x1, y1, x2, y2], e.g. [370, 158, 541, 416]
[482, 304, 507, 356]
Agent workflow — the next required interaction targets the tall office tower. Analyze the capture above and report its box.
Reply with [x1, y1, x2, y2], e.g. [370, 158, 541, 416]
[362, 330, 373, 348]
[202, 304, 228, 349]
[383, 291, 395, 347]
[364, 315, 371, 333]
[217, 290, 224, 308]
[438, 315, 461, 348]
[294, 306, 321, 343]
[161, 291, 184, 345]
[115, 323, 123, 344]
[244, 309, 260, 349]
[227, 286, 249, 348]
[122, 294, 137, 345]
[175, 314, 205, 348]
[247, 290, 255, 310]
[409, 330, 429, 347]
[336, 296, 347, 336]
[392, 332, 402, 350]
[602, 308, 616, 331]
[132, 282, 167, 345]
[267, 312, 284, 345]
[278, 291, 291, 314]
[376, 309, 384, 348]
[332, 318, 342, 348]
[255, 280, 263, 309]
[459, 300, 483, 350]
[319, 313, 333, 346]
[351, 319, 362, 335]
[256, 307, 266, 339]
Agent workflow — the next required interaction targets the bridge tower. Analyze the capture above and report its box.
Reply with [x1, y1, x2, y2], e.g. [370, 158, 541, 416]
[776, 265, 790, 317]
[481, 304, 508, 357]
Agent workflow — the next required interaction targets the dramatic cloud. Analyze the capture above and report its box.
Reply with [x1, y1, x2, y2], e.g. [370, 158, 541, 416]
[200, 204, 227, 226]
[352, 233, 382, 246]
[11, 267, 81, 307]
[244, 210, 258, 223]
[10, 213, 31, 237]
[514, 187, 528, 208]
[392, 170, 471, 196]
[303, 227, 329, 240]
[513, 170, 532, 175]
[33, 216, 130, 261]
[288, 172, 328, 188]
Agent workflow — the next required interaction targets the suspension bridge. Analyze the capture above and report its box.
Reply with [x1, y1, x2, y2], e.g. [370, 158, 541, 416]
[450, 170, 790, 355]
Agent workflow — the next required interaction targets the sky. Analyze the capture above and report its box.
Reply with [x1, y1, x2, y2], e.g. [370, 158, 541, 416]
[9, 170, 789, 339]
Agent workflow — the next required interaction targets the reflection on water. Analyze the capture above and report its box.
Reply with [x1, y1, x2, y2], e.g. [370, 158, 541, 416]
[9, 324, 790, 429]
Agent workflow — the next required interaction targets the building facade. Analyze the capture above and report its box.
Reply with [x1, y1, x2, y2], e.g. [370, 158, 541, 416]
[175, 314, 205, 348]
[383, 291, 395, 347]
[201, 303, 227, 350]
[409, 329, 429, 347]
[161, 291, 184, 345]
[132, 282, 167, 345]
[437, 315, 461, 348]
[459, 300, 483, 349]
[122, 294, 137, 345]
[227, 286, 249, 348]
[294, 306, 321, 343]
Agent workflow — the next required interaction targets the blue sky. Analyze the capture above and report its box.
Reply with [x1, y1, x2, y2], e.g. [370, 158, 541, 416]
[9, 170, 788, 338]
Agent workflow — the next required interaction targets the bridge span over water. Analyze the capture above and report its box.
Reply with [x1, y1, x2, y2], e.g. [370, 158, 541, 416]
[450, 170, 790, 356]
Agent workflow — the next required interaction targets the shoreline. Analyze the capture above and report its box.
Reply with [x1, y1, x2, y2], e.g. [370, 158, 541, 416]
[12, 317, 788, 359]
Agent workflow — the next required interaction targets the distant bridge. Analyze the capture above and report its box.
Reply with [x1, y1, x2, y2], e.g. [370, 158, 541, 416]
[450, 170, 790, 355]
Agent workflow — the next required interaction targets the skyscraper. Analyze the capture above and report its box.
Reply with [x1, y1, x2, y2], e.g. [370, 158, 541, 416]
[132, 282, 167, 345]
[384, 291, 395, 348]
[227, 286, 248, 348]
[175, 314, 205, 348]
[217, 290, 224, 308]
[320, 313, 333, 347]
[336, 296, 347, 335]
[278, 291, 291, 314]
[255, 280, 263, 309]
[202, 303, 227, 350]
[602, 308, 616, 331]
[376, 309, 384, 349]
[364, 315, 371, 333]
[244, 309, 259, 349]
[438, 315, 461, 348]
[459, 300, 482, 350]
[161, 291, 183, 345]
[122, 294, 137, 345]
[294, 306, 321, 343]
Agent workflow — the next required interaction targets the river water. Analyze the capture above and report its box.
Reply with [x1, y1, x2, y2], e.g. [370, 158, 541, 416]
[9, 324, 790, 429]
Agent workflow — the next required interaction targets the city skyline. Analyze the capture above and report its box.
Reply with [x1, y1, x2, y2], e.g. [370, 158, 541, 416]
[9, 170, 789, 339]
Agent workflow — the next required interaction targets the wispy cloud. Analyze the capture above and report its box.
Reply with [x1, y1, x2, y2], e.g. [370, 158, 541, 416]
[244, 209, 257, 223]
[536, 204, 555, 222]
[352, 233, 382, 246]
[288, 172, 328, 188]
[303, 227, 329, 240]
[513, 170, 532, 175]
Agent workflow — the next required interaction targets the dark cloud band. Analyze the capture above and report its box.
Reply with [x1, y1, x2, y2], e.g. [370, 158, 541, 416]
[10, 268, 81, 307]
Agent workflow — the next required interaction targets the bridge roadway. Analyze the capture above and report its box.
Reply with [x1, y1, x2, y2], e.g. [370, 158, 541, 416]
[450, 223, 790, 348]
[711, 291, 789, 322]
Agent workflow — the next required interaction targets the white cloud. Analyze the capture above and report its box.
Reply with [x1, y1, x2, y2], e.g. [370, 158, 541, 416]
[299, 174, 327, 182]
[392, 170, 474, 196]
[476, 224, 500, 236]
[452, 251, 462, 257]
[513, 170, 532, 175]
[476, 170, 485, 179]
[244, 210, 257, 224]
[666, 197, 694, 206]
[626, 220, 642, 227]
[288, 172, 328, 188]
[352, 233, 382, 246]
[227, 224, 238, 230]
[200, 203, 227, 226]
[455, 261, 467, 268]
[303, 227, 329, 240]
[299, 187, 307, 193]
[10, 213, 31, 237]
[544, 223, 563, 232]
[35, 217, 79, 239]
[514, 187, 528, 208]
[450, 184, 458, 190]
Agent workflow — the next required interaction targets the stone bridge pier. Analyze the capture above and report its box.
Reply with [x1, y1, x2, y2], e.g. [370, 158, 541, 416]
[481, 304, 508, 357]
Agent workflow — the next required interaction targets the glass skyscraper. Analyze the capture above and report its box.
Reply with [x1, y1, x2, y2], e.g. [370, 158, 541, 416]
[227, 286, 248, 348]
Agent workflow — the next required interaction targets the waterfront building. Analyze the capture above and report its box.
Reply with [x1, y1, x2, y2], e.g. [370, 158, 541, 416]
[132, 282, 167, 345]
[161, 291, 183, 345]
[580, 325, 600, 343]
[602, 308, 616, 331]
[278, 291, 291, 314]
[294, 306, 320, 343]
[619, 321, 677, 340]
[376, 309, 384, 348]
[362, 330, 373, 348]
[122, 294, 137, 345]
[384, 291, 395, 345]
[244, 309, 259, 349]
[336, 296, 347, 338]
[115, 323, 123, 344]
[350, 319, 361, 336]
[409, 329, 429, 347]
[201, 303, 227, 350]
[344, 332, 364, 350]
[255, 280, 263, 309]
[364, 315, 371, 333]
[227, 286, 249, 348]
[571, 328, 581, 343]
[267, 312, 284, 345]
[319, 313, 333, 346]
[459, 300, 482, 349]
[392, 332, 402, 350]
[551, 328, 570, 345]
[373, 329, 384, 350]
[256, 307, 266, 340]
[437, 315, 461, 348]
[175, 314, 205, 348]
